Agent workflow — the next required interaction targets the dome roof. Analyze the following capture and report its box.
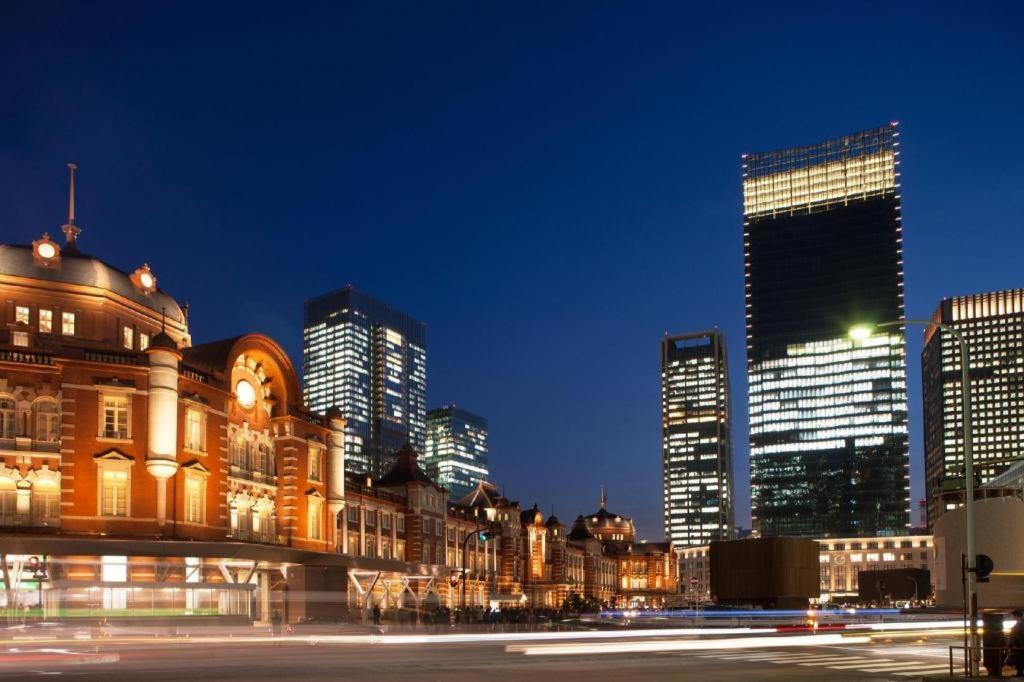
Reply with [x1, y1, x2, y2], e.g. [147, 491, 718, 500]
[587, 506, 630, 527]
[0, 243, 185, 324]
[568, 515, 596, 541]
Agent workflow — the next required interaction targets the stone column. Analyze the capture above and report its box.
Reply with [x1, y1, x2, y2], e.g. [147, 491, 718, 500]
[324, 408, 346, 552]
[145, 336, 181, 527]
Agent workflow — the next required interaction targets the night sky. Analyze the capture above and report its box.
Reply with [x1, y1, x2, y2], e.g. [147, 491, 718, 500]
[2, 2, 1023, 539]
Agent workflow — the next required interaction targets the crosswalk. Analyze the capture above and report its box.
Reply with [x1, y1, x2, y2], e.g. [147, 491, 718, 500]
[683, 649, 952, 677]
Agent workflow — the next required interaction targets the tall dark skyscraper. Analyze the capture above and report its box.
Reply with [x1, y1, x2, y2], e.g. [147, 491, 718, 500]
[424, 405, 490, 500]
[923, 289, 1024, 527]
[661, 330, 733, 546]
[303, 286, 426, 477]
[743, 123, 909, 538]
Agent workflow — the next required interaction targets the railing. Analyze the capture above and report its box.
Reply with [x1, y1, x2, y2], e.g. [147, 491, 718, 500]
[84, 349, 145, 366]
[227, 528, 282, 545]
[948, 644, 1024, 678]
[0, 347, 54, 365]
[227, 466, 278, 486]
[181, 366, 210, 384]
[345, 481, 403, 503]
[0, 512, 60, 528]
[0, 437, 60, 453]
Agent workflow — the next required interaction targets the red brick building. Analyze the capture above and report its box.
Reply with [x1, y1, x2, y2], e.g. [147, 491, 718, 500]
[1, 171, 675, 622]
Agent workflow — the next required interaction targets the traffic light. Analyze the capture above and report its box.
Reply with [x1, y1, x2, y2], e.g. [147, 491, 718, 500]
[976, 554, 994, 583]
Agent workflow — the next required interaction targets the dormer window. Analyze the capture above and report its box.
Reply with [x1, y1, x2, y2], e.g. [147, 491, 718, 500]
[122, 326, 134, 350]
[15, 306, 29, 325]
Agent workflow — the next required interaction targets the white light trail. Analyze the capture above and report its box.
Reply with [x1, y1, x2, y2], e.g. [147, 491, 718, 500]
[510, 633, 869, 656]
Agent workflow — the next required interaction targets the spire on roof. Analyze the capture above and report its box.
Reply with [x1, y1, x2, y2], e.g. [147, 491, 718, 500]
[599, 484, 606, 510]
[61, 163, 81, 247]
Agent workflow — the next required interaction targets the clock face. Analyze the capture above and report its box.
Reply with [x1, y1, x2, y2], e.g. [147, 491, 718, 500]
[140, 272, 154, 289]
[37, 242, 56, 259]
[235, 379, 257, 409]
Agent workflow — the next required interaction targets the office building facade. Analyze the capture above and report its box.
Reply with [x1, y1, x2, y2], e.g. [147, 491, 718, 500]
[661, 330, 733, 546]
[424, 405, 489, 500]
[922, 289, 1024, 527]
[743, 123, 909, 537]
[304, 286, 426, 477]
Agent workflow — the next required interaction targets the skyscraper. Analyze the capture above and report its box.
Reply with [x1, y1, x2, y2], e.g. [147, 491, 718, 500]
[661, 330, 733, 546]
[303, 286, 426, 477]
[923, 289, 1024, 527]
[743, 123, 909, 537]
[424, 405, 489, 499]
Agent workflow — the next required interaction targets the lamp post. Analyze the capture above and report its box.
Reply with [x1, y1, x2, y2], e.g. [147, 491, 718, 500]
[850, 319, 977, 676]
[460, 526, 494, 622]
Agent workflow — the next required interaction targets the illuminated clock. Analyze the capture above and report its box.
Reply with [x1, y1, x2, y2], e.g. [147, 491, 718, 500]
[235, 379, 257, 409]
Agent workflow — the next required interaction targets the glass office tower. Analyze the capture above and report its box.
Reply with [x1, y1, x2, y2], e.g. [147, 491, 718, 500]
[743, 123, 909, 537]
[923, 289, 1024, 527]
[424, 405, 489, 500]
[661, 330, 734, 546]
[304, 286, 426, 476]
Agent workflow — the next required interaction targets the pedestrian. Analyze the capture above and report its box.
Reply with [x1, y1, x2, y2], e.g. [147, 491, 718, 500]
[270, 610, 283, 637]
[372, 604, 382, 626]
[1008, 610, 1024, 678]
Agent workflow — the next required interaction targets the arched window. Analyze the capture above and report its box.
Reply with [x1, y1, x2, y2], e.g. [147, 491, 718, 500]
[256, 441, 275, 477]
[252, 498, 276, 542]
[31, 477, 60, 522]
[0, 398, 15, 439]
[33, 401, 60, 443]
[0, 477, 17, 520]
[229, 436, 248, 470]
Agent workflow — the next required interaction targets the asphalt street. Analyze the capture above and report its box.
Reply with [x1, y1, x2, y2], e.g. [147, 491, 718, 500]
[0, 632, 962, 681]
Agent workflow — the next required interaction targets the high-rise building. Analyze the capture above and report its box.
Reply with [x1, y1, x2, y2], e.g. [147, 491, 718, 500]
[922, 289, 1024, 527]
[661, 330, 734, 546]
[743, 123, 909, 537]
[424, 405, 489, 499]
[303, 286, 426, 477]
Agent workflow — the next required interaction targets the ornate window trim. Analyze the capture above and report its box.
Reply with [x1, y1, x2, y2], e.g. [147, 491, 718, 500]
[94, 449, 135, 518]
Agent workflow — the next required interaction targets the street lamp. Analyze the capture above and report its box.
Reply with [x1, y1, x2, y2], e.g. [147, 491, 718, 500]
[461, 527, 495, 621]
[849, 319, 977, 676]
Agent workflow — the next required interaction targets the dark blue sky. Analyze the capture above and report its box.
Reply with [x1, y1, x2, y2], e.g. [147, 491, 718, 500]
[2, 2, 1022, 537]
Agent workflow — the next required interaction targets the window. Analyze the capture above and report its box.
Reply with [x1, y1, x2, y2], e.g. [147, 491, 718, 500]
[396, 516, 405, 532]
[395, 539, 405, 561]
[122, 326, 134, 350]
[307, 496, 323, 541]
[101, 394, 130, 439]
[62, 312, 75, 335]
[255, 442, 274, 477]
[0, 398, 15, 439]
[347, 506, 359, 523]
[365, 509, 375, 527]
[39, 309, 52, 333]
[31, 479, 60, 520]
[308, 447, 322, 482]
[139, 332, 150, 351]
[0, 479, 17, 517]
[184, 408, 206, 452]
[101, 469, 129, 516]
[381, 513, 391, 530]
[185, 476, 204, 524]
[15, 306, 29, 325]
[12, 331, 28, 347]
[229, 436, 247, 470]
[34, 401, 60, 442]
